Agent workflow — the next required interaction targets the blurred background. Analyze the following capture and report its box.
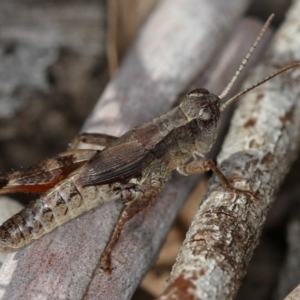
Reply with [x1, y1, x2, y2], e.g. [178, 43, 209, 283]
[0, 0, 297, 299]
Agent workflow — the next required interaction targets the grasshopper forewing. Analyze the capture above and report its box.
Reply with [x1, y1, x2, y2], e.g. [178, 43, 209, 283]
[0, 14, 299, 274]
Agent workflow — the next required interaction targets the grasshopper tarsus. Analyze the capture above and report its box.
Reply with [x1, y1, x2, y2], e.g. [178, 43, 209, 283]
[100, 250, 113, 275]
[222, 184, 259, 202]
[205, 159, 259, 201]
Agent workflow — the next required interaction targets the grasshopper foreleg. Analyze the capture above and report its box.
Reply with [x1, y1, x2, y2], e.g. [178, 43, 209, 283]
[178, 158, 258, 201]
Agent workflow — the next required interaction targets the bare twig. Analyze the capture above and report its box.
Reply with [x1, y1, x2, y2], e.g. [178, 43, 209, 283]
[140, 17, 272, 298]
[158, 1, 300, 299]
[107, 0, 159, 75]
[0, 0, 252, 299]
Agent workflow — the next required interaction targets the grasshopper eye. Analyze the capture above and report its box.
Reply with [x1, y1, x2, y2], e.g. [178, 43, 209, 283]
[199, 107, 212, 120]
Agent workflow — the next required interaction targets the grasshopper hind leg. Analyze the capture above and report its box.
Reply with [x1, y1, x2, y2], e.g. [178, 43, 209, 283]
[99, 196, 152, 274]
[99, 162, 169, 274]
[0, 149, 99, 195]
[0, 133, 118, 195]
[68, 133, 117, 150]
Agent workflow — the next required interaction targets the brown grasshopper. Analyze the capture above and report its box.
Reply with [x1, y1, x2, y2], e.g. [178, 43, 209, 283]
[0, 15, 299, 274]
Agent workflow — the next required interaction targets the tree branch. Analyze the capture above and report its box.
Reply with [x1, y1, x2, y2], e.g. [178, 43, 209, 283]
[158, 1, 300, 299]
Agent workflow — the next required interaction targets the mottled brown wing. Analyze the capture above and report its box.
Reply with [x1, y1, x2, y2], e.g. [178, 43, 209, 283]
[0, 149, 98, 194]
[79, 131, 155, 186]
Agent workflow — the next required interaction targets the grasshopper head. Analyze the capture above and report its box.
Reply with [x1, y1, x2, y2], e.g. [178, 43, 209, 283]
[180, 88, 222, 154]
[180, 88, 221, 122]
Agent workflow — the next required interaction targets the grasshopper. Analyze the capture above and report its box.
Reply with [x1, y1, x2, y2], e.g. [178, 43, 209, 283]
[0, 15, 299, 274]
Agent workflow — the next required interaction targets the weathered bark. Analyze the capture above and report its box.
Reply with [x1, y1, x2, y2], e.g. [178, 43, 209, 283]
[0, 0, 108, 179]
[106, 0, 159, 74]
[158, 1, 300, 299]
[0, 0, 254, 299]
[0, 0, 106, 119]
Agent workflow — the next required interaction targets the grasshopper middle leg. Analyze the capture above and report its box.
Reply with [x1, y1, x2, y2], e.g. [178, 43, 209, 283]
[178, 158, 258, 201]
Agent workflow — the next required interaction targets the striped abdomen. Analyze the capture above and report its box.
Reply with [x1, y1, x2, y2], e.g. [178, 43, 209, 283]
[0, 170, 119, 252]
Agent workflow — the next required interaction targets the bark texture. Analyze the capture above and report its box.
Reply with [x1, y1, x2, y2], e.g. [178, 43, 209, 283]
[0, 0, 105, 119]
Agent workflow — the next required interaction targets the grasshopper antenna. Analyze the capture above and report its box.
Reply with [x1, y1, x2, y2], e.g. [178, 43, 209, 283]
[218, 14, 274, 102]
[220, 62, 300, 111]
[219, 13, 300, 111]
